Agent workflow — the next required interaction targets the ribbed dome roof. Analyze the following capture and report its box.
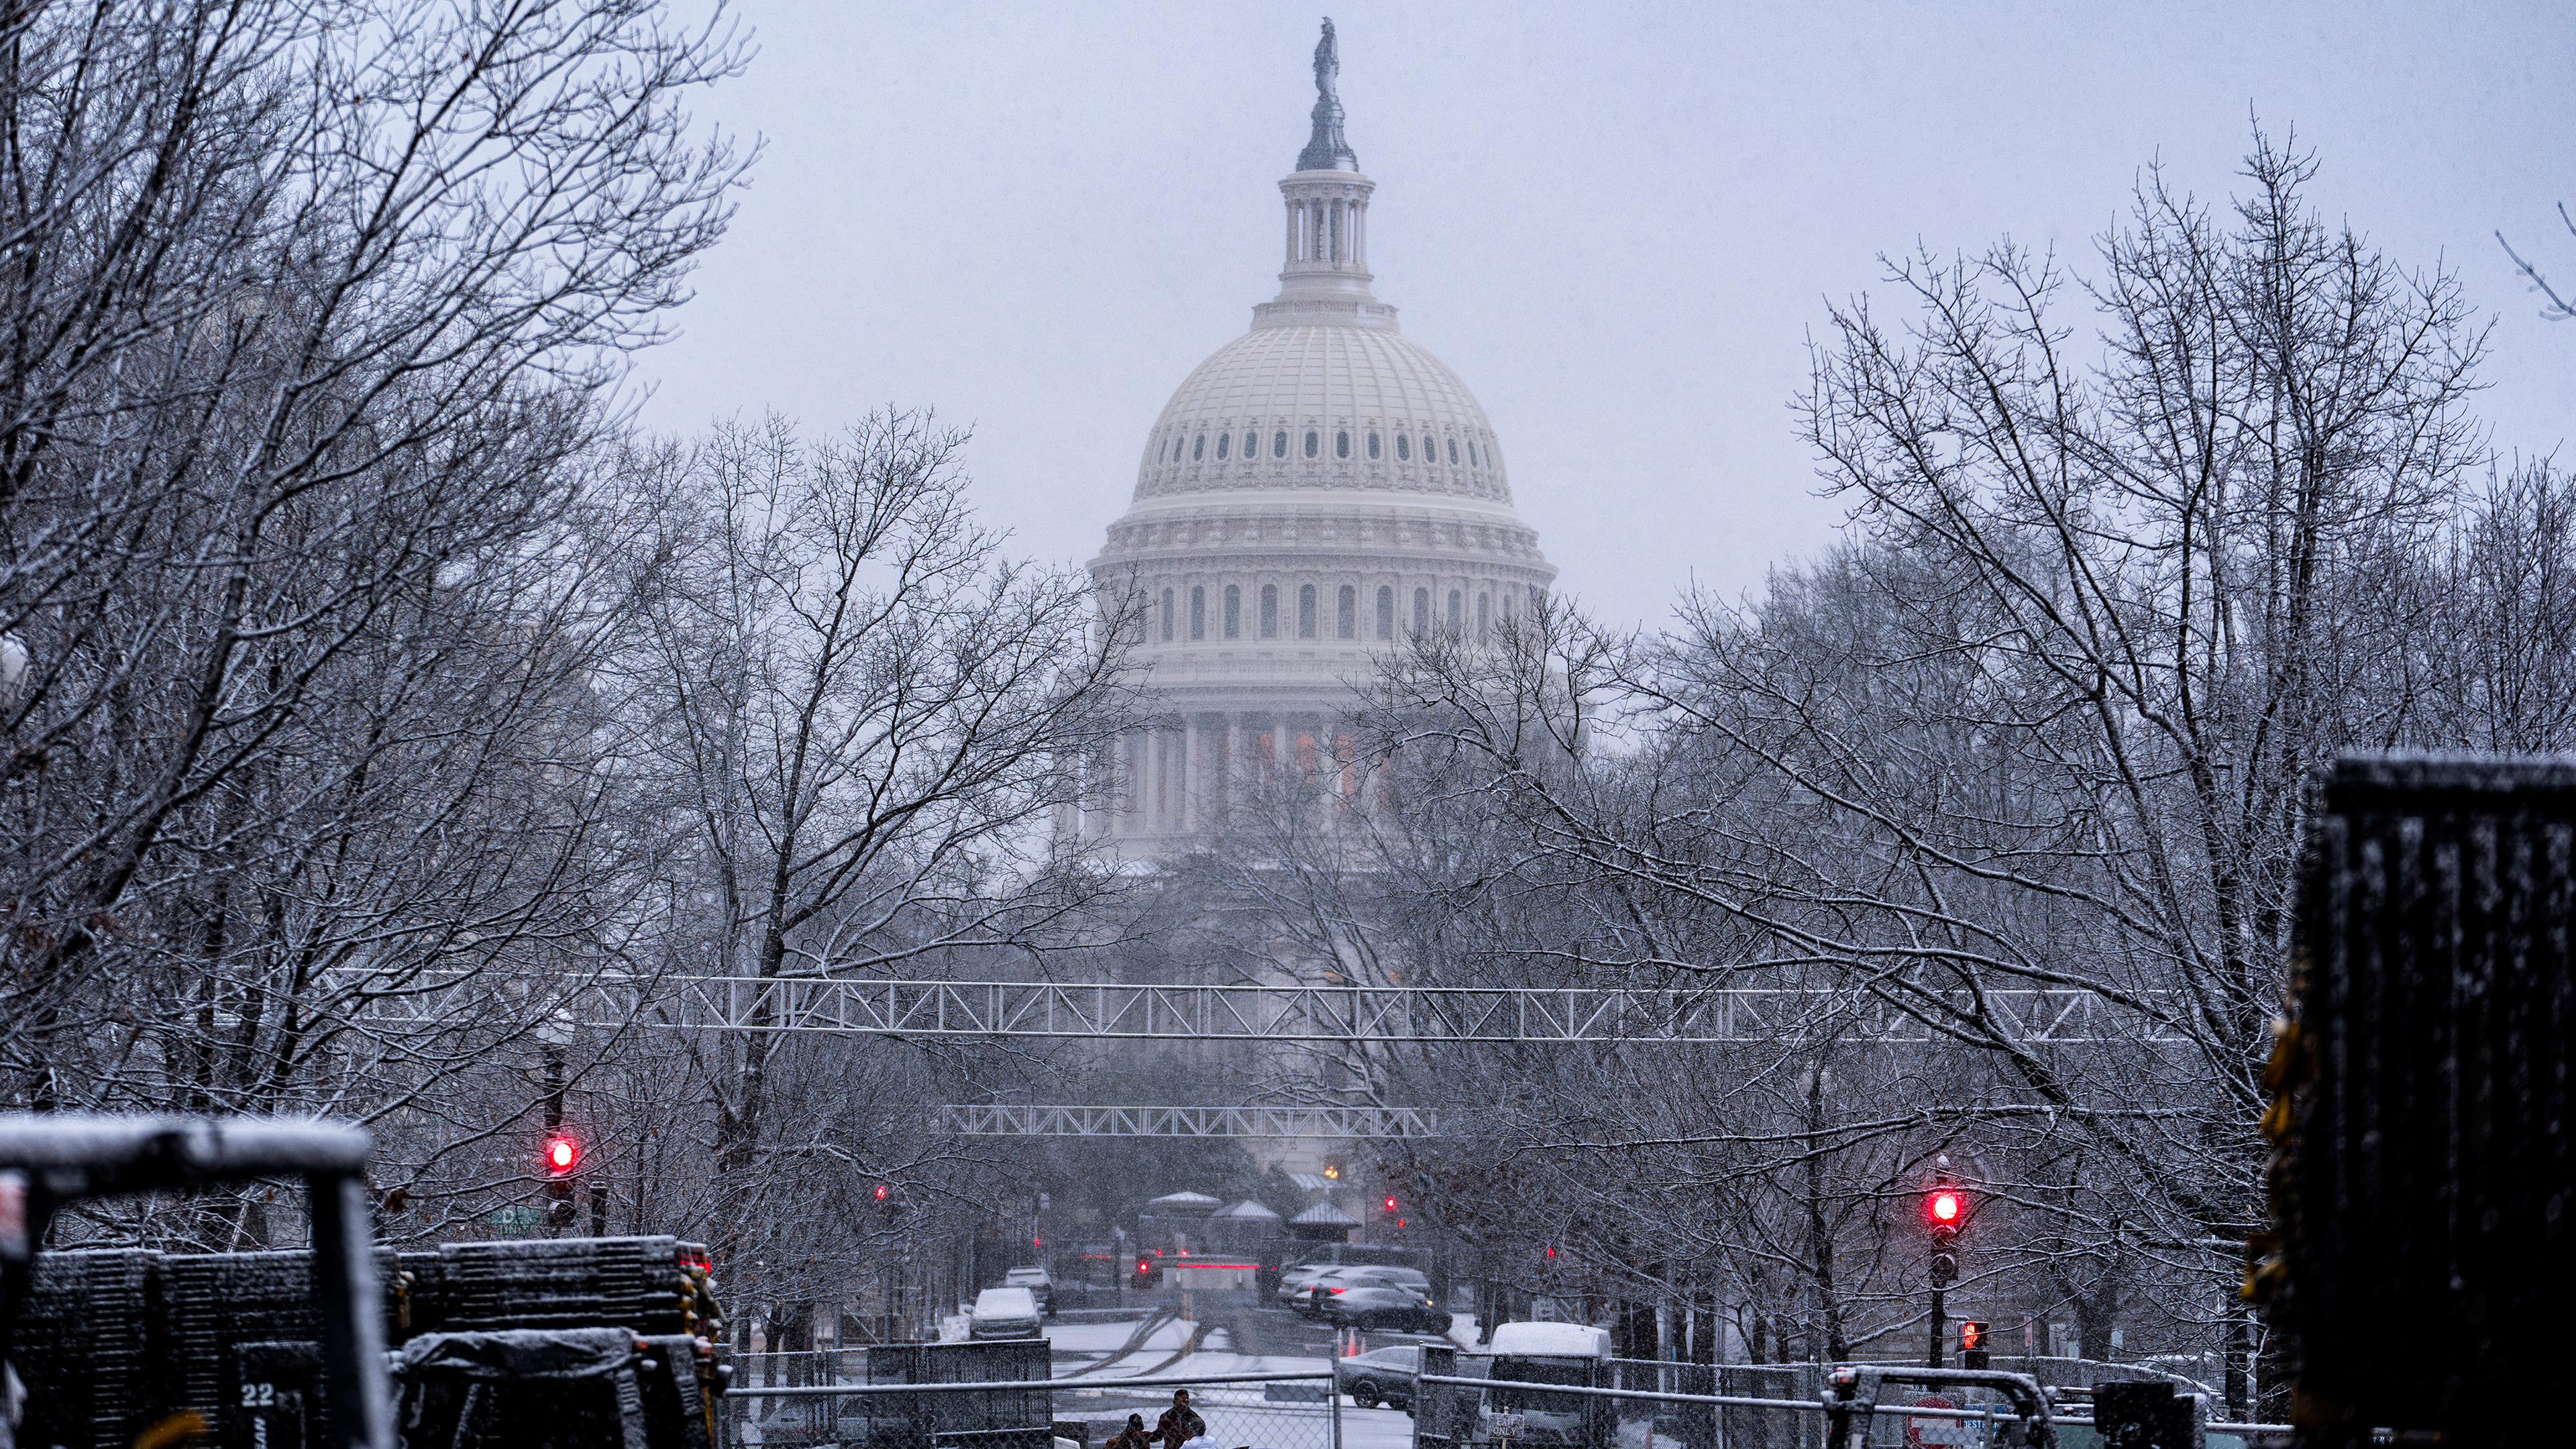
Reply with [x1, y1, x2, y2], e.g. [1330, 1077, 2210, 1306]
[1133, 324, 1511, 508]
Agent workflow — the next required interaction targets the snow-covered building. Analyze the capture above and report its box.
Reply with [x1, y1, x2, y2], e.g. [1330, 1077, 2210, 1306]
[1079, 20, 1558, 859]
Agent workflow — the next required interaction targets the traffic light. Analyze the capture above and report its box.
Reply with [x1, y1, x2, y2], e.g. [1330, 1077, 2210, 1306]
[1960, 1320, 1990, 1370]
[1926, 1184, 1965, 1287]
[1383, 1195, 1399, 1214]
[873, 1183, 888, 1201]
[543, 1134, 580, 1176]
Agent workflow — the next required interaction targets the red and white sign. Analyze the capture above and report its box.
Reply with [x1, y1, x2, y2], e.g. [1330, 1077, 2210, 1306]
[1906, 1395, 1978, 1448]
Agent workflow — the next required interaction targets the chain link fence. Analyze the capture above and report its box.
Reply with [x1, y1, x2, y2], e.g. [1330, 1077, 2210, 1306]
[720, 1369, 1348, 1449]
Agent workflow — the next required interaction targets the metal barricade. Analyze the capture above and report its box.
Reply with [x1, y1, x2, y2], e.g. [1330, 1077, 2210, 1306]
[1413, 1368, 1824, 1449]
[1413, 1360, 2295, 1449]
[719, 1368, 1344, 1449]
[1419, 1353, 1825, 1449]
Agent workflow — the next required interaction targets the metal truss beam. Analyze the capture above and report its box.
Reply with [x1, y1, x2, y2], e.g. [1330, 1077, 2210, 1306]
[938, 1104, 1442, 1138]
[513, 977, 2174, 1044]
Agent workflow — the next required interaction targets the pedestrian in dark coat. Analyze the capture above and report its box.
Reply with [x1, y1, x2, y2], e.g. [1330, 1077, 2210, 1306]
[1155, 1390, 1205, 1449]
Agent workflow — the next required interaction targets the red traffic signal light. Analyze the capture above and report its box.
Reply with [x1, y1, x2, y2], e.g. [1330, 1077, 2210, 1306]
[1927, 1187, 1963, 1228]
[1383, 1195, 1399, 1213]
[543, 1134, 580, 1175]
[873, 1183, 889, 1201]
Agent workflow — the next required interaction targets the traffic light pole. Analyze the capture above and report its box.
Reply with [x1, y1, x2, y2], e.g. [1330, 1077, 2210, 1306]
[1927, 1284, 1945, 1368]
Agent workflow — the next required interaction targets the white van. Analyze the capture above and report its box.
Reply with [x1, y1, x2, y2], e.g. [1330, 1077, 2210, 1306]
[1482, 1322, 1612, 1446]
[969, 1285, 1044, 1340]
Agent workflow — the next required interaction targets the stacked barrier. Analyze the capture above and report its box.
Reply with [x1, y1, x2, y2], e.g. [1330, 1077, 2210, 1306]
[8, 1235, 722, 1448]
[2257, 753, 2576, 1446]
[11, 1250, 160, 1449]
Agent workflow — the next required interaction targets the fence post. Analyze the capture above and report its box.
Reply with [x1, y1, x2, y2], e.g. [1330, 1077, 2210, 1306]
[1328, 1368, 1344, 1449]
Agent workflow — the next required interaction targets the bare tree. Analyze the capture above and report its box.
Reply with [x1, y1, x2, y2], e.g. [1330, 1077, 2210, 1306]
[606, 411, 1137, 1335]
[1192, 129, 2564, 1409]
[0, 0, 744, 1239]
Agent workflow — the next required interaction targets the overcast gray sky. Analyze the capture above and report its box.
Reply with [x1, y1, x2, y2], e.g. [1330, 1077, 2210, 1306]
[635, 2, 2576, 630]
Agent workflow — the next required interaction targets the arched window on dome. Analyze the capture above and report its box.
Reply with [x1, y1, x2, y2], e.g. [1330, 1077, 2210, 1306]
[1273, 431, 1288, 458]
[1335, 430, 1350, 460]
[1192, 433, 1205, 461]
[1304, 430, 1319, 458]
[1395, 434, 1410, 461]
[1244, 431, 1258, 459]
[1447, 437, 1459, 466]
[1190, 586, 1206, 640]
[1477, 592, 1491, 643]
[1161, 589, 1175, 641]
[1298, 584, 1317, 639]
[1424, 434, 1436, 463]
[1260, 584, 1279, 639]
[1215, 432, 1229, 460]
[1447, 590, 1463, 639]
[1366, 431, 1381, 460]
[1337, 585, 1356, 639]
[1375, 586, 1394, 640]
[1224, 585, 1241, 639]
[1412, 588, 1430, 636]
[1469, 439, 1481, 466]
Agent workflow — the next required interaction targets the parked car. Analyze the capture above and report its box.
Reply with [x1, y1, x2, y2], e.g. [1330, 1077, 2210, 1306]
[1295, 1265, 1433, 1316]
[1335, 1343, 1424, 1410]
[969, 1285, 1044, 1339]
[1320, 1283, 1450, 1334]
[1005, 1265, 1055, 1314]
[1338, 1265, 1432, 1294]
[1275, 1260, 1342, 1306]
[1276, 1242, 1424, 1306]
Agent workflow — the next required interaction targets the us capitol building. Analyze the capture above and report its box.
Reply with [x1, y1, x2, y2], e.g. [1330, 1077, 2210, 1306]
[1079, 21, 1558, 859]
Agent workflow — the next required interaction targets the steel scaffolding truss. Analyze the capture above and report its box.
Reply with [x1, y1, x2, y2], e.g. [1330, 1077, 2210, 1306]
[502, 976, 2178, 1043]
[937, 1104, 1443, 1138]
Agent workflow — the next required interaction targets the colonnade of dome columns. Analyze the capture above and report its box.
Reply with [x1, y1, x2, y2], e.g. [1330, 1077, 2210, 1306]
[1093, 710, 1366, 842]
[1286, 193, 1364, 269]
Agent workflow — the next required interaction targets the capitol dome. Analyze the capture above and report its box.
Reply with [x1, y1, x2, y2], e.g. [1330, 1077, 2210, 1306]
[1133, 325, 1515, 510]
[1080, 21, 1556, 857]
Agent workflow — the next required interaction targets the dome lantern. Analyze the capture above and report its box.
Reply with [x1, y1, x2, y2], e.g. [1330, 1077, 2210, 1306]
[1265, 19, 1389, 331]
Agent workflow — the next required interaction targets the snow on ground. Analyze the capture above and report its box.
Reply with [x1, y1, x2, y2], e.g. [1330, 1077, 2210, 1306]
[1046, 1318, 1165, 1356]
